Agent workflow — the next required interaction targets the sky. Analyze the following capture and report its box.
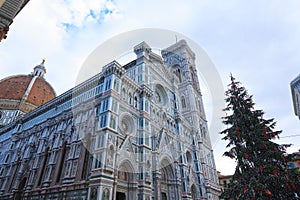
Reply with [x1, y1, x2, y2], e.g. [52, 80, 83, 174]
[0, 0, 300, 175]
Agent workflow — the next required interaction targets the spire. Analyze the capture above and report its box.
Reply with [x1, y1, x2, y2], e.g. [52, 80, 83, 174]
[32, 59, 46, 78]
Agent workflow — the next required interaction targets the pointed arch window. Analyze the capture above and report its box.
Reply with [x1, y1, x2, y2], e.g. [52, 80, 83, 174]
[134, 96, 138, 108]
[129, 93, 133, 105]
[175, 68, 182, 82]
[181, 96, 186, 109]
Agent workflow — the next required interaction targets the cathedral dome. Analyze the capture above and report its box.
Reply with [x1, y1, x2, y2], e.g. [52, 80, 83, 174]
[0, 60, 56, 114]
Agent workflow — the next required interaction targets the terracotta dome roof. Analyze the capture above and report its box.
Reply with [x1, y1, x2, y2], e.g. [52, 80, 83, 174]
[0, 74, 56, 113]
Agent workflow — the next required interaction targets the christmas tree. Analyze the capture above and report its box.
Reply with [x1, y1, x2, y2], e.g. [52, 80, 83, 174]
[220, 75, 299, 200]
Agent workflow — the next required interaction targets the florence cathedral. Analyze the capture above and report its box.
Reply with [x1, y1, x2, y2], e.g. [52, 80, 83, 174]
[0, 40, 221, 199]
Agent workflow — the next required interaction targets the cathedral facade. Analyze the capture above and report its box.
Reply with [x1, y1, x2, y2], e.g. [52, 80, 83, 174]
[0, 40, 220, 199]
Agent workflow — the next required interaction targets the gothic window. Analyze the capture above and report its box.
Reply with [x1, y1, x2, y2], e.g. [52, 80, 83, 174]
[96, 102, 102, 116]
[145, 99, 149, 112]
[44, 166, 52, 181]
[75, 144, 81, 158]
[186, 151, 192, 164]
[49, 151, 56, 164]
[129, 92, 133, 105]
[155, 91, 161, 103]
[181, 96, 186, 109]
[102, 188, 110, 200]
[175, 68, 182, 82]
[109, 115, 117, 130]
[0, 167, 4, 176]
[97, 134, 105, 148]
[99, 114, 107, 128]
[28, 171, 35, 185]
[139, 166, 143, 180]
[90, 187, 98, 200]
[68, 145, 76, 159]
[71, 160, 78, 177]
[134, 96, 138, 108]
[56, 141, 67, 183]
[105, 78, 112, 91]
[102, 98, 110, 111]
[113, 78, 120, 92]
[191, 185, 197, 200]
[33, 157, 39, 169]
[9, 143, 14, 150]
[144, 133, 150, 146]
[53, 135, 60, 148]
[119, 113, 136, 136]
[122, 88, 126, 101]
[93, 152, 103, 169]
[154, 84, 168, 106]
[190, 67, 195, 83]
[4, 154, 10, 163]
[111, 100, 118, 113]
[16, 124, 22, 132]
[64, 161, 72, 177]
[138, 65, 143, 83]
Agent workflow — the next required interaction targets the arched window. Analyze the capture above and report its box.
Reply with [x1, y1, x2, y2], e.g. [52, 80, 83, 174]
[173, 65, 182, 83]
[190, 67, 195, 83]
[134, 96, 138, 108]
[186, 151, 192, 164]
[122, 88, 126, 100]
[191, 185, 198, 200]
[90, 187, 98, 200]
[181, 96, 186, 109]
[175, 68, 182, 82]
[129, 93, 133, 105]
[102, 188, 110, 200]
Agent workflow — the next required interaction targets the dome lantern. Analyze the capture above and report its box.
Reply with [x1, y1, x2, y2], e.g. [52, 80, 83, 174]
[32, 59, 46, 78]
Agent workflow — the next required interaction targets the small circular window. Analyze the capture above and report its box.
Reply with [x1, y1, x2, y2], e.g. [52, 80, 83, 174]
[119, 112, 136, 136]
[154, 84, 168, 106]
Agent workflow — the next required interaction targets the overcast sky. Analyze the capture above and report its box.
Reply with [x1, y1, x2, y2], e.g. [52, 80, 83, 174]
[1, 0, 300, 175]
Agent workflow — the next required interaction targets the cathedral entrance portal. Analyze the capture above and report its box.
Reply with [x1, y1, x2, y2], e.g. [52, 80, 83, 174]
[161, 192, 167, 200]
[116, 192, 126, 200]
[14, 177, 27, 200]
[116, 160, 137, 200]
[160, 158, 178, 200]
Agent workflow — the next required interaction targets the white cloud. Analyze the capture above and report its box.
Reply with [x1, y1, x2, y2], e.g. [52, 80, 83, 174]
[1, 0, 300, 175]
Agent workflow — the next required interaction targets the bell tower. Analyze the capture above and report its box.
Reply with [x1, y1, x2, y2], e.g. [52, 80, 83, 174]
[162, 40, 205, 125]
[162, 40, 219, 198]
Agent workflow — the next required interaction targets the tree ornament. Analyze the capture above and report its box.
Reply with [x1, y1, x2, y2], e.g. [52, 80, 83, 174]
[259, 165, 263, 172]
[237, 133, 241, 139]
[235, 126, 239, 131]
[264, 189, 272, 195]
[244, 153, 249, 159]
[263, 143, 267, 149]
[271, 130, 275, 136]
[290, 182, 296, 190]
[273, 169, 279, 176]
[243, 185, 247, 193]
[263, 131, 267, 138]
[286, 175, 289, 180]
